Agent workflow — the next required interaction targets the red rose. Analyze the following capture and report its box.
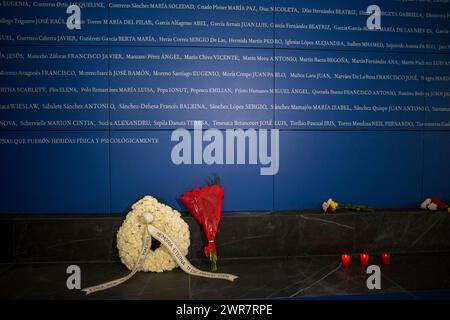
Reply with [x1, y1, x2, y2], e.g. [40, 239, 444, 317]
[432, 196, 441, 204]
[438, 201, 447, 210]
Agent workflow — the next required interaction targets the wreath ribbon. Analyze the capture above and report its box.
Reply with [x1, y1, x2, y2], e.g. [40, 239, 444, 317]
[82, 222, 237, 295]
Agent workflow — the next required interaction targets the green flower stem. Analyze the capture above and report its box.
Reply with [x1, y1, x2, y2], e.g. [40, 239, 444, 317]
[209, 249, 218, 272]
[340, 204, 374, 212]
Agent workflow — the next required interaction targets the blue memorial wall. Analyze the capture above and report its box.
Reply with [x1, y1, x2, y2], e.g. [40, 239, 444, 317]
[0, 1, 450, 214]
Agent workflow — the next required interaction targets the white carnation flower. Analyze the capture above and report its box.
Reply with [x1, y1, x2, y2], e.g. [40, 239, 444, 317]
[420, 198, 432, 209]
[117, 195, 190, 272]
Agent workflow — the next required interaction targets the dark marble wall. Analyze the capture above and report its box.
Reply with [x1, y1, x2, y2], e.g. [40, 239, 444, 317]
[0, 219, 13, 263]
[1, 210, 449, 264]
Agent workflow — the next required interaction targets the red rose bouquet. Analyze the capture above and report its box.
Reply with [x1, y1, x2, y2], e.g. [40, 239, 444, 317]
[180, 175, 224, 272]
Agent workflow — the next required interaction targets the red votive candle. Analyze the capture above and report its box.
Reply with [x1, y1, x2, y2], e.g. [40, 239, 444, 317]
[341, 254, 351, 268]
[359, 253, 369, 266]
[381, 252, 391, 265]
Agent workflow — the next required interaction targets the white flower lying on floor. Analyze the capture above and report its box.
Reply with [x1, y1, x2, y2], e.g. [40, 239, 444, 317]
[420, 197, 448, 212]
[420, 198, 432, 209]
[117, 195, 190, 272]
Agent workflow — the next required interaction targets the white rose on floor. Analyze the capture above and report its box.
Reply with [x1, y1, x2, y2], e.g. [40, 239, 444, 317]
[427, 202, 438, 211]
[420, 198, 432, 209]
[117, 195, 190, 272]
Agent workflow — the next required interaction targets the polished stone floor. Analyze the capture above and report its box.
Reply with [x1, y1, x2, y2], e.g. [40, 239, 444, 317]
[0, 252, 449, 300]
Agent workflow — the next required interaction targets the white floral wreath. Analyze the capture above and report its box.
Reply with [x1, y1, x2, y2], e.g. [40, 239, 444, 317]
[116, 195, 190, 272]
